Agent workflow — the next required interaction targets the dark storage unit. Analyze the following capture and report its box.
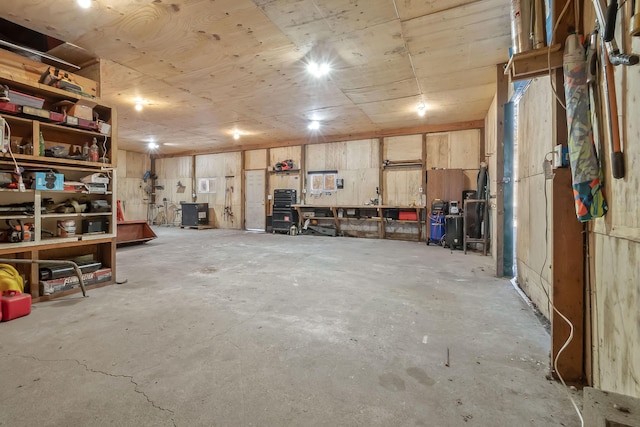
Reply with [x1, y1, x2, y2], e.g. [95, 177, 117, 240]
[272, 189, 298, 233]
[181, 202, 209, 227]
[445, 215, 464, 249]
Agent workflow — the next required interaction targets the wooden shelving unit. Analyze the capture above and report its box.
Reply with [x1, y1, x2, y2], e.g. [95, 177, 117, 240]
[292, 204, 425, 241]
[0, 60, 117, 302]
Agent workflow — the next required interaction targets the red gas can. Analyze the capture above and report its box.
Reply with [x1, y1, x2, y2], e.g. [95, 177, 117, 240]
[1, 291, 31, 321]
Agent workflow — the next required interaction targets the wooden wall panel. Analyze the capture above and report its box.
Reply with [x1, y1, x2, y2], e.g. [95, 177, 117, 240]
[153, 156, 194, 224]
[245, 149, 267, 170]
[195, 152, 242, 229]
[383, 169, 422, 206]
[515, 77, 554, 319]
[305, 139, 379, 206]
[485, 94, 498, 261]
[384, 134, 422, 161]
[116, 150, 150, 221]
[593, 234, 640, 396]
[582, 5, 640, 396]
[426, 133, 449, 169]
[270, 146, 302, 170]
[449, 129, 481, 169]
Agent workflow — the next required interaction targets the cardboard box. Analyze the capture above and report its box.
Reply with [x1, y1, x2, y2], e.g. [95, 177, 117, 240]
[56, 99, 97, 121]
[34, 172, 64, 191]
[39, 268, 112, 296]
[68, 99, 96, 120]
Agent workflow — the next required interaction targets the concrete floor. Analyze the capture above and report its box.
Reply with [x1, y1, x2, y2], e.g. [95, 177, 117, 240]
[0, 228, 580, 427]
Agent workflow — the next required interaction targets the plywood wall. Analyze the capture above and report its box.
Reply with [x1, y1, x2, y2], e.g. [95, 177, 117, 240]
[485, 95, 498, 261]
[116, 149, 151, 221]
[515, 77, 554, 320]
[245, 149, 267, 170]
[305, 139, 379, 206]
[426, 129, 481, 190]
[384, 134, 422, 161]
[583, 3, 640, 397]
[268, 146, 302, 207]
[195, 152, 242, 229]
[154, 156, 194, 225]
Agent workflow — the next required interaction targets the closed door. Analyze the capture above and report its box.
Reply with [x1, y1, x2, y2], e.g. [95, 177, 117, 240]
[245, 170, 266, 231]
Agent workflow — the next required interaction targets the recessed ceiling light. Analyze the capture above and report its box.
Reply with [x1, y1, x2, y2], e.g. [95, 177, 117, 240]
[308, 120, 320, 130]
[135, 103, 143, 111]
[307, 61, 331, 78]
[77, 0, 91, 8]
[417, 102, 427, 117]
[148, 142, 159, 150]
[233, 129, 240, 140]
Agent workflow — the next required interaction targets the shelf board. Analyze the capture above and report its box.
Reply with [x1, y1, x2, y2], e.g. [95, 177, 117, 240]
[336, 217, 380, 222]
[384, 219, 420, 224]
[506, 44, 563, 82]
[32, 280, 113, 303]
[0, 74, 110, 107]
[0, 214, 35, 220]
[40, 236, 80, 244]
[269, 169, 301, 174]
[0, 155, 113, 170]
[40, 121, 111, 138]
[0, 188, 34, 193]
[81, 232, 114, 241]
[82, 212, 112, 217]
[0, 114, 33, 126]
[42, 213, 80, 218]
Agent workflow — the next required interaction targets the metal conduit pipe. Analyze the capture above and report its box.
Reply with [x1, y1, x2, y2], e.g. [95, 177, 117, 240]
[0, 258, 87, 297]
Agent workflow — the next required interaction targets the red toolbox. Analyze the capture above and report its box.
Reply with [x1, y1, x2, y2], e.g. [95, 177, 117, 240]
[399, 211, 418, 221]
[1, 291, 32, 322]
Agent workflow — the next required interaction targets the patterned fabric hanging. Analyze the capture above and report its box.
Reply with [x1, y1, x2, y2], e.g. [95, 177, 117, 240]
[563, 34, 608, 221]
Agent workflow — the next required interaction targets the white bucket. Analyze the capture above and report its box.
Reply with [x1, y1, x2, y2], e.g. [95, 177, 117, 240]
[57, 219, 76, 237]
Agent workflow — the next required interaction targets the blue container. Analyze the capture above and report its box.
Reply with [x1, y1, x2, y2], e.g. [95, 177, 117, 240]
[427, 212, 445, 245]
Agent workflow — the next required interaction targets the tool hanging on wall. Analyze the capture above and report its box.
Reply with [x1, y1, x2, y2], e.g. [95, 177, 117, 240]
[224, 176, 234, 223]
[598, 25, 626, 179]
[591, 0, 639, 65]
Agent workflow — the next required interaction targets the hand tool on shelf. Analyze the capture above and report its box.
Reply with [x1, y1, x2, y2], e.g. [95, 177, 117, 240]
[592, 0, 639, 65]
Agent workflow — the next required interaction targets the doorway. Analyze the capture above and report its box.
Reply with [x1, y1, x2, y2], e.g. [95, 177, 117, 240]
[244, 170, 266, 231]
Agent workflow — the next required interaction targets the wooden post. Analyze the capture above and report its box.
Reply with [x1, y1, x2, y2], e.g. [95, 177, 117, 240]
[378, 138, 385, 239]
[495, 63, 508, 277]
[240, 151, 246, 230]
[551, 168, 585, 382]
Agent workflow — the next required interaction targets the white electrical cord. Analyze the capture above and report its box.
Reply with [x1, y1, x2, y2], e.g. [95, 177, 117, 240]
[540, 164, 585, 427]
[1, 120, 25, 192]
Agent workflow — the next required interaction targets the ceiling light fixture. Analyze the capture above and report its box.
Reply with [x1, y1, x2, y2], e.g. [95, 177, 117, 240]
[135, 103, 143, 111]
[77, 0, 91, 9]
[233, 129, 240, 140]
[417, 102, 427, 117]
[148, 142, 159, 150]
[308, 120, 320, 131]
[307, 61, 331, 78]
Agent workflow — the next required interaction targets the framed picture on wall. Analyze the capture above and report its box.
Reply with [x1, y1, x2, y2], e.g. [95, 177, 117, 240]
[323, 173, 337, 192]
[310, 174, 324, 194]
[198, 178, 217, 193]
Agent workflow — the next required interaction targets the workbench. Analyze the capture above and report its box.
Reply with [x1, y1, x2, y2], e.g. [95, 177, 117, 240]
[292, 205, 426, 241]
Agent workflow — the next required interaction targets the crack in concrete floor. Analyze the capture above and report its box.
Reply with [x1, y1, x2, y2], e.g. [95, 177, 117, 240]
[4, 353, 177, 427]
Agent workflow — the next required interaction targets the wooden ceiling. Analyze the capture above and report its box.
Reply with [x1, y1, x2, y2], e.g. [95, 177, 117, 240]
[0, 0, 511, 154]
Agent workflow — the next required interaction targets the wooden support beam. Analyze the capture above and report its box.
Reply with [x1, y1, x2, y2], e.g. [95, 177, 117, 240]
[552, 168, 585, 383]
[495, 63, 508, 277]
